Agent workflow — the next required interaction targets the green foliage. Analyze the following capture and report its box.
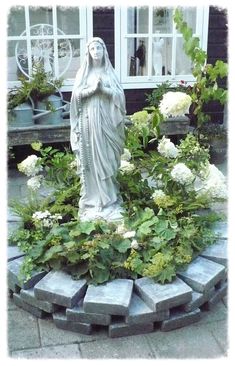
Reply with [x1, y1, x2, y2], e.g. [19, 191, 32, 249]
[173, 8, 228, 128]
[8, 63, 63, 111]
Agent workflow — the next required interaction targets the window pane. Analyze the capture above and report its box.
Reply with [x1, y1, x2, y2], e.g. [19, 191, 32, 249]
[152, 37, 172, 76]
[8, 6, 26, 36]
[29, 6, 53, 31]
[127, 38, 148, 76]
[57, 7, 80, 35]
[31, 38, 55, 74]
[58, 39, 80, 79]
[177, 7, 197, 33]
[175, 37, 193, 75]
[127, 7, 149, 34]
[153, 7, 173, 34]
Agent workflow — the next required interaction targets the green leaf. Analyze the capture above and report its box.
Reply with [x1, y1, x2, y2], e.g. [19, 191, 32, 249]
[79, 221, 96, 235]
[68, 262, 89, 277]
[157, 265, 176, 283]
[112, 239, 131, 253]
[138, 216, 159, 236]
[92, 268, 110, 284]
[41, 245, 63, 263]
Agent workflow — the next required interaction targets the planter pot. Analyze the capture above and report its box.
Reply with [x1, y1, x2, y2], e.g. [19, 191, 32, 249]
[35, 95, 63, 125]
[8, 103, 34, 127]
[210, 139, 227, 164]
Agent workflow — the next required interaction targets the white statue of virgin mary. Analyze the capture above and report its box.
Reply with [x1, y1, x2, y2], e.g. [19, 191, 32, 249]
[70, 37, 126, 221]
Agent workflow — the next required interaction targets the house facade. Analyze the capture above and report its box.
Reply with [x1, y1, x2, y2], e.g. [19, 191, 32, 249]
[7, 5, 227, 121]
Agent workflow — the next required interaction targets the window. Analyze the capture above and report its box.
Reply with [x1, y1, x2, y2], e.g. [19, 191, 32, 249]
[115, 6, 209, 89]
[7, 6, 93, 91]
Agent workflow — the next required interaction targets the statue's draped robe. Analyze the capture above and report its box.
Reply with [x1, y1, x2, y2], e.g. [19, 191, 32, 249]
[70, 61, 126, 215]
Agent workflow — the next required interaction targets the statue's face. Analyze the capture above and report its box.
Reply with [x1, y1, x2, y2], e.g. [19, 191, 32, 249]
[88, 41, 104, 62]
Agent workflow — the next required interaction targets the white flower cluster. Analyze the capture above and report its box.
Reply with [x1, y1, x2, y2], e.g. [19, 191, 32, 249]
[115, 224, 140, 250]
[121, 148, 132, 162]
[195, 164, 227, 200]
[32, 210, 62, 228]
[27, 175, 44, 191]
[119, 160, 135, 174]
[171, 163, 194, 185]
[18, 155, 43, 177]
[157, 136, 179, 158]
[151, 189, 166, 200]
[159, 92, 192, 118]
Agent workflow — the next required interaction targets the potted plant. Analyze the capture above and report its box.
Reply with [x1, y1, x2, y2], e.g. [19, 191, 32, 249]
[198, 123, 227, 164]
[8, 63, 63, 126]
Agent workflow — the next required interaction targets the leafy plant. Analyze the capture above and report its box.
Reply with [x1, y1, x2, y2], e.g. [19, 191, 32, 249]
[8, 63, 63, 111]
[173, 8, 228, 128]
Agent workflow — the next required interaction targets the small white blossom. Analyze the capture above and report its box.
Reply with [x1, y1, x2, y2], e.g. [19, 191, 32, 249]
[116, 223, 126, 235]
[119, 160, 135, 174]
[159, 92, 192, 118]
[18, 155, 43, 177]
[32, 210, 62, 227]
[123, 231, 136, 239]
[152, 189, 166, 200]
[157, 136, 179, 158]
[171, 163, 194, 185]
[27, 175, 44, 191]
[130, 239, 139, 250]
[69, 160, 77, 169]
[121, 148, 132, 162]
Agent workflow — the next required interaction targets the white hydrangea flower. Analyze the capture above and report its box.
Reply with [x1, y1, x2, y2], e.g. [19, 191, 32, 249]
[171, 163, 194, 185]
[18, 155, 43, 177]
[151, 189, 166, 200]
[130, 239, 139, 250]
[27, 175, 44, 191]
[195, 163, 227, 200]
[119, 160, 135, 174]
[159, 92, 192, 118]
[123, 230, 136, 239]
[157, 136, 179, 158]
[121, 148, 132, 162]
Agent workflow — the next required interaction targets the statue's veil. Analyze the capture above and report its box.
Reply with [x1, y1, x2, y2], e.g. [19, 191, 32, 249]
[70, 37, 126, 151]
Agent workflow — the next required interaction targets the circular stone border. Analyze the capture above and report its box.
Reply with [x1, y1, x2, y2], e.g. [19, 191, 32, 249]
[8, 227, 228, 338]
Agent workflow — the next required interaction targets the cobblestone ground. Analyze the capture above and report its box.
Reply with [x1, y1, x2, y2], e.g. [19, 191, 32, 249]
[7, 164, 229, 359]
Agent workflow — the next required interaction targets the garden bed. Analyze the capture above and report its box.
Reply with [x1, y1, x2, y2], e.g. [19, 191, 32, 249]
[8, 226, 227, 338]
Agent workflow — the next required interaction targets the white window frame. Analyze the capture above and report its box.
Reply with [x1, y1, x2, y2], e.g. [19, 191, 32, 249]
[115, 6, 209, 89]
[7, 6, 93, 92]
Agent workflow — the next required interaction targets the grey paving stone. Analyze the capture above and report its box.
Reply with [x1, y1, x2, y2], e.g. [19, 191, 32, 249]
[20, 288, 59, 313]
[198, 301, 227, 324]
[8, 309, 41, 352]
[109, 321, 154, 338]
[83, 279, 133, 316]
[201, 239, 227, 266]
[79, 334, 154, 358]
[66, 300, 111, 325]
[177, 256, 225, 293]
[53, 311, 92, 335]
[180, 287, 215, 313]
[161, 308, 201, 331]
[8, 296, 18, 310]
[125, 293, 170, 324]
[212, 221, 228, 238]
[201, 282, 228, 311]
[8, 278, 21, 293]
[34, 270, 87, 308]
[8, 256, 47, 289]
[7, 246, 25, 262]
[13, 293, 48, 318]
[11, 344, 82, 359]
[205, 319, 228, 354]
[146, 323, 225, 358]
[135, 276, 192, 311]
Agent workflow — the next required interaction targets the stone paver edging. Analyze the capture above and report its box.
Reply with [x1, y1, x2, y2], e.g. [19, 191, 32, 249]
[8, 227, 228, 338]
